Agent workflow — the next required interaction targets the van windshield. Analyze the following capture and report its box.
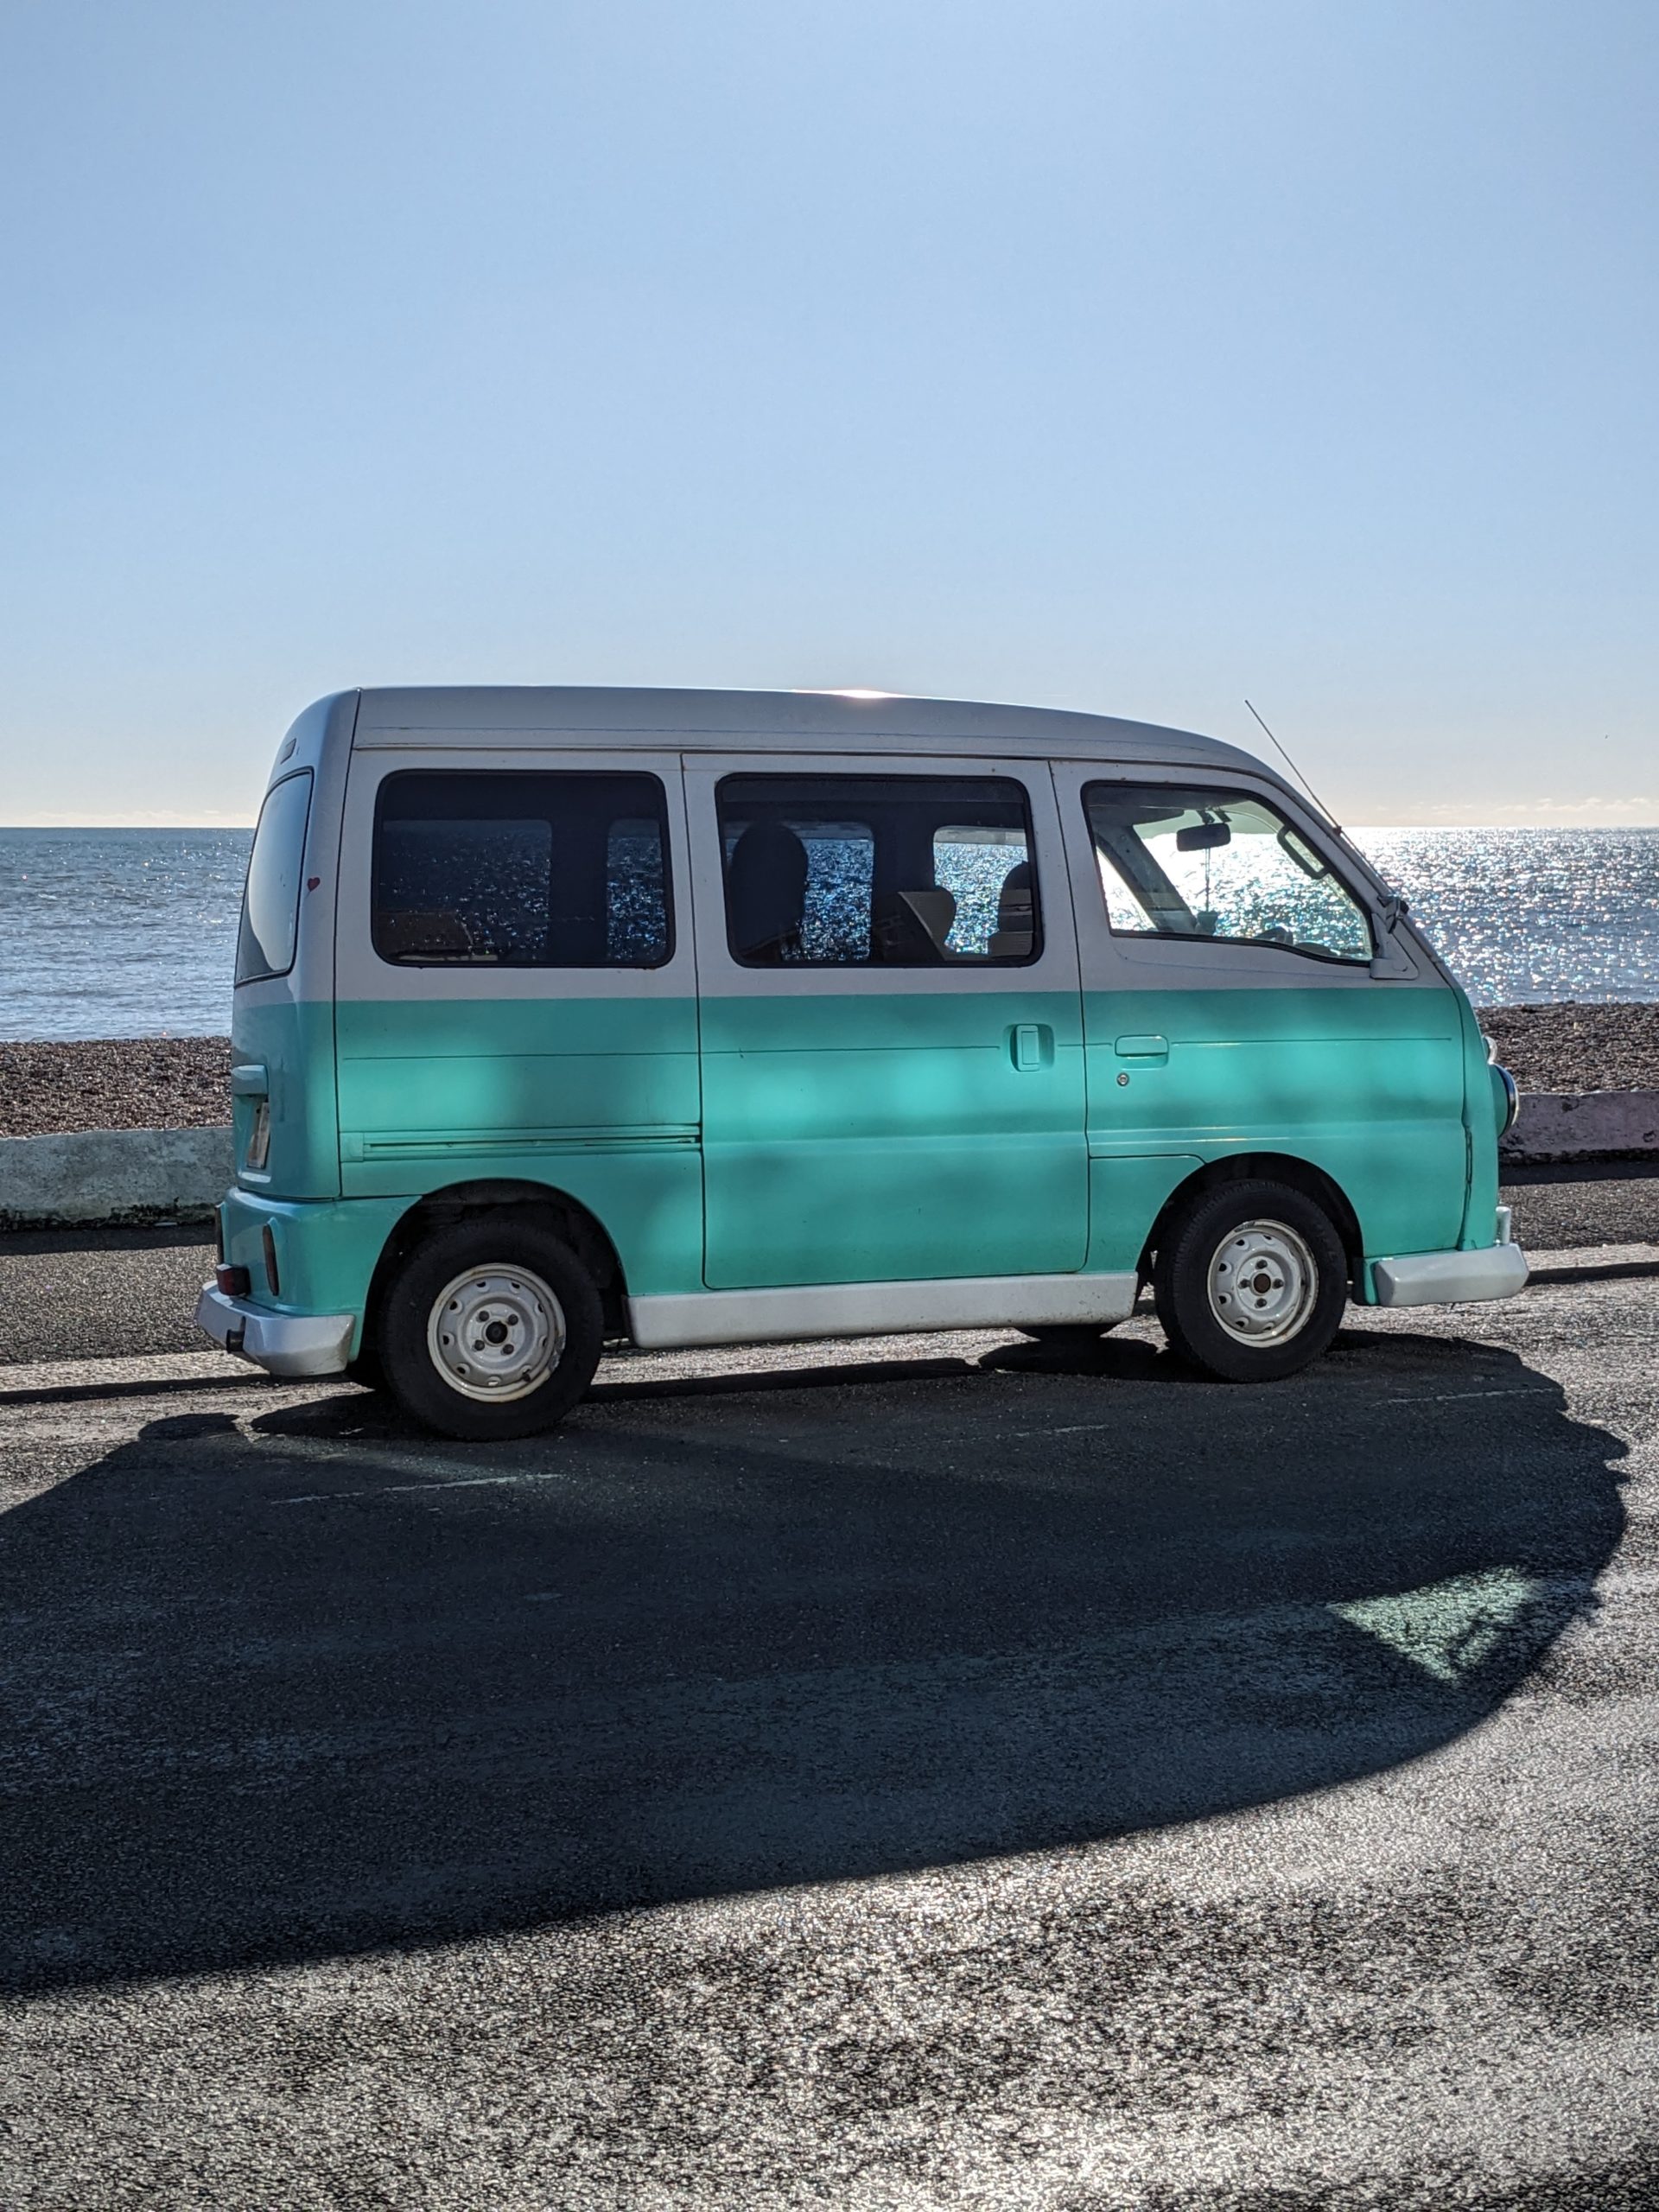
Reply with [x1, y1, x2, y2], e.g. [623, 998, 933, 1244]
[236, 771, 314, 983]
[1084, 783, 1374, 963]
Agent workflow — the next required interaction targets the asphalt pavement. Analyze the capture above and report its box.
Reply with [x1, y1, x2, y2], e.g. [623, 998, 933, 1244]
[2, 1182, 1657, 2208]
[0, 1224, 217, 1363]
[1, 1169, 1654, 1371]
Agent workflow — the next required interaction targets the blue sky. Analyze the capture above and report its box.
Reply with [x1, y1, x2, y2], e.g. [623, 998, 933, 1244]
[2, 0, 1654, 824]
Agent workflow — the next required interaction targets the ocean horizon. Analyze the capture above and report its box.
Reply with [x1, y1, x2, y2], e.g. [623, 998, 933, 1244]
[2, 823, 1657, 1040]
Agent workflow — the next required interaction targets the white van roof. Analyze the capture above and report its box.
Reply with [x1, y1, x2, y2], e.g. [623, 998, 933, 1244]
[349, 686, 1266, 773]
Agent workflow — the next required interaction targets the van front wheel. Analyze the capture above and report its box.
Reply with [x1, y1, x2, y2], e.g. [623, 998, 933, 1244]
[1154, 1180, 1347, 1383]
[380, 1218, 604, 1440]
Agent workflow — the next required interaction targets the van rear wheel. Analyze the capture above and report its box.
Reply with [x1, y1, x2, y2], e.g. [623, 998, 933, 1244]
[1154, 1179, 1347, 1383]
[380, 1218, 603, 1440]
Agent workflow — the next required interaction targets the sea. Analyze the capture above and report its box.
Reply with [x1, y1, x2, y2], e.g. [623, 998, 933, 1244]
[1, 824, 1656, 1040]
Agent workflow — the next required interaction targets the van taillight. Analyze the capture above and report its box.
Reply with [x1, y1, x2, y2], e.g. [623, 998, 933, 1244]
[216, 1264, 251, 1297]
[262, 1225, 281, 1297]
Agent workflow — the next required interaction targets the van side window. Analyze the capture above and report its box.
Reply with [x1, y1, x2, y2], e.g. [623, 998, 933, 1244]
[1084, 784, 1373, 965]
[715, 775, 1039, 966]
[236, 769, 314, 984]
[372, 772, 672, 968]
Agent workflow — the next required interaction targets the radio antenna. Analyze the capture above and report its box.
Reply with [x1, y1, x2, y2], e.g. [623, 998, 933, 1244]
[1244, 699, 1342, 836]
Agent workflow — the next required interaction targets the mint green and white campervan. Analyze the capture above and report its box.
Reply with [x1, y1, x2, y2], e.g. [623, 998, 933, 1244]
[197, 688, 1526, 1438]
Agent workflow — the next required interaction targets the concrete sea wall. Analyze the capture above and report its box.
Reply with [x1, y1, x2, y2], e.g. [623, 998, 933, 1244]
[1499, 1090, 1659, 1163]
[0, 1127, 235, 1229]
[0, 1096, 1654, 1230]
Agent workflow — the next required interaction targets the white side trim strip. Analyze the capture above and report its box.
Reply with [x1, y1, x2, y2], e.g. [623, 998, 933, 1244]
[627, 1272, 1139, 1351]
[1370, 1243, 1529, 1308]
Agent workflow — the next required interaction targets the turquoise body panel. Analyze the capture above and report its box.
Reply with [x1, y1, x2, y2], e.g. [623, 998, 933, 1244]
[1081, 983, 1471, 1263]
[334, 995, 705, 1297]
[221, 1187, 413, 1356]
[698, 989, 1088, 1287]
[223, 964, 1496, 1338]
[1458, 996, 1504, 1250]
[229, 999, 340, 1199]
[1084, 1155, 1205, 1273]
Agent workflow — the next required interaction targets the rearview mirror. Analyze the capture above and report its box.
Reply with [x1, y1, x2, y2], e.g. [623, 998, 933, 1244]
[1176, 821, 1231, 854]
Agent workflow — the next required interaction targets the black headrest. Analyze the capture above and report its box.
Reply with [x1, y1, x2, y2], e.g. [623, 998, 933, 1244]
[727, 821, 809, 963]
[996, 860, 1033, 935]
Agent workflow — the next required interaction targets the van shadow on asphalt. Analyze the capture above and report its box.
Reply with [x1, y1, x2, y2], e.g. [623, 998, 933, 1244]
[1, 1326, 1627, 1992]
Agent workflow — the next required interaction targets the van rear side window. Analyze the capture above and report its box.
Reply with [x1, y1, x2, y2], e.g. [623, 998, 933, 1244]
[372, 772, 672, 968]
[236, 770, 314, 984]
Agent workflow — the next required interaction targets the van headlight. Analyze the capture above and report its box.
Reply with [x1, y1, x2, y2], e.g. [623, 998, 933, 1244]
[1490, 1062, 1518, 1137]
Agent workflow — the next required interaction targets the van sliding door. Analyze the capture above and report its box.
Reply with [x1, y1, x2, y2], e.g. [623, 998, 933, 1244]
[686, 752, 1088, 1291]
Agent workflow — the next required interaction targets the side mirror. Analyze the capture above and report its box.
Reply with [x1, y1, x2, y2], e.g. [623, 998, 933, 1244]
[1176, 821, 1232, 854]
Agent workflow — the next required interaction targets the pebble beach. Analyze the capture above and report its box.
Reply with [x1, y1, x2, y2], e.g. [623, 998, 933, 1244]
[1478, 1001, 1659, 1094]
[2, 1007, 1657, 1140]
[0, 1037, 232, 1139]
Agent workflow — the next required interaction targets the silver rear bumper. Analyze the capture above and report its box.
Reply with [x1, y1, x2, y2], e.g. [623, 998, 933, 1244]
[195, 1284, 354, 1378]
[1370, 1242, 1529, 1309]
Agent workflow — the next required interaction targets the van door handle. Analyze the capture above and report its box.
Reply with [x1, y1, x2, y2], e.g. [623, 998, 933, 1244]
[1010, 1022, 1048, 1072]
[1114, 1033, 1169, 1062]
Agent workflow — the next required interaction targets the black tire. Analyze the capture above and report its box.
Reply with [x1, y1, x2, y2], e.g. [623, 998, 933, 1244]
[1153, 1179, 1348, 1383]
[379, 1217, 604, 1440]
[1014, 1323, 1118, 1350]
[344, 1344, 387, 1394]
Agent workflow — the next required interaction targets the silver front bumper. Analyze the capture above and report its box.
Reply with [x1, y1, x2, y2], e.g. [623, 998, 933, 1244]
[1370, 1241, 1530, 1309]
[195, 1284, 354, 1378]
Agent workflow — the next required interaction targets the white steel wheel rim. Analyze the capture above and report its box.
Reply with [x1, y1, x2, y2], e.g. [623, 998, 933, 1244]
[1206, 1218, 1318, 1346]
[426, 1266, 564, 1402]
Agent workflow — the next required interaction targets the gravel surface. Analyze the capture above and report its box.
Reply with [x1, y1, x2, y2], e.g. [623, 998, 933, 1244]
[0, 1037, 230, 1138]
[3, 1007, 1658, 1146]
[0, 1176, 1654, 1371]
[0, 1230, 218, 1363]
[2, 1010, 1658, 1141]
[1502, 1168, 1659, 1252]
[3, 1268, 1657, 2208]
[1479, 1002, 1659, 1091]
